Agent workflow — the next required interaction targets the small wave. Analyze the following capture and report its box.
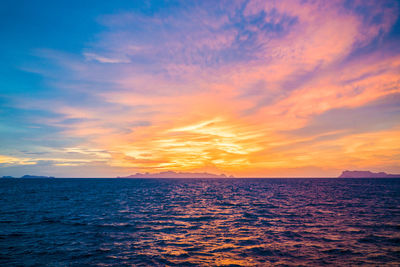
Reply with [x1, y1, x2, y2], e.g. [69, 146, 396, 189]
[322, 248, 360, 256]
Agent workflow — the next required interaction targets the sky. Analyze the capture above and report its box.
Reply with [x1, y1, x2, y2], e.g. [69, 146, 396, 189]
[1, 0, 400, 178]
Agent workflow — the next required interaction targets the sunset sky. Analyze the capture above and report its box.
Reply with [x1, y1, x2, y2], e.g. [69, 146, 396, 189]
[1, 0, 399, 177]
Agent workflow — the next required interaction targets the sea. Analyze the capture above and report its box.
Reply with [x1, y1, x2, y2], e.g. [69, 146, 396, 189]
[0, 178, 399, 266]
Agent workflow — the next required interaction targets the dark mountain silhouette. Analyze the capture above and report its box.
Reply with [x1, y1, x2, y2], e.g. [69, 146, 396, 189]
[119, 171, 234, 178]
[339, 170, 400, 178]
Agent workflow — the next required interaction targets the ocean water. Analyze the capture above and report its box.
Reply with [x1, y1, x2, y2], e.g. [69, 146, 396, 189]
[0, 178, 399, 266]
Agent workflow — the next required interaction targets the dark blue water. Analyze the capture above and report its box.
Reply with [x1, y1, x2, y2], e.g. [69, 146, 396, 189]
[0, 178, 399, 266]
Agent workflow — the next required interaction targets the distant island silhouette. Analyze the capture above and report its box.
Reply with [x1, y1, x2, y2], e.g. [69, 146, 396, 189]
[118, 171, 234, 178]
[339, 170, 400, 178]
[2, 175, 55, 179]
[21, 175, 55, 179]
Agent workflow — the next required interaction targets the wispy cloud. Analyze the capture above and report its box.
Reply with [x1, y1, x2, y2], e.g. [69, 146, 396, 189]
[83, 52, 130, 64]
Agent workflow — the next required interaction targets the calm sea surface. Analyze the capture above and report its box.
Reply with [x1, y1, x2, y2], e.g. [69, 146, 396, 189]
[0, 178, 399, 266]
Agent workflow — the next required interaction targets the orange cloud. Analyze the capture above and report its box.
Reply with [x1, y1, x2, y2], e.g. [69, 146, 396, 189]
[9, 0, 399, 177]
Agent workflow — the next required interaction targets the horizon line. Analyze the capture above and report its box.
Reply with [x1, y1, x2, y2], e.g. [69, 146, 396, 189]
[4, 176, 400, 179]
